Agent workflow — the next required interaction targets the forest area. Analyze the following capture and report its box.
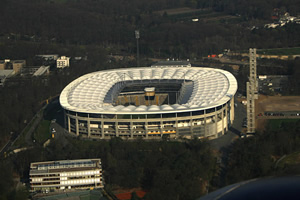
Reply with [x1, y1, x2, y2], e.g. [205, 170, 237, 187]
[1, 120, 300, 200]
[0, 0, 300, 199]
[0, 0, 299, 59]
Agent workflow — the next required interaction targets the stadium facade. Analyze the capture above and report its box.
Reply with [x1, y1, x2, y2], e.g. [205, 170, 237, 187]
[60, 63, 237, 140]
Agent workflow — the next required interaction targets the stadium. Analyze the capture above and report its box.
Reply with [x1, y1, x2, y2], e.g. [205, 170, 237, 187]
[59, 62, 237, 140]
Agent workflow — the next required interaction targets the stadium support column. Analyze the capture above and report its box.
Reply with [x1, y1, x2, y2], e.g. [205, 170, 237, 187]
[68, 115, 71, 133]
[115, 121, 119, 137]
[175, 118, 179, 137]
[64, 110, 67, 132]
[130, 121, 134, 138]
[145, 121, 148, 139]
[190, 112, 193, 136]
[230, 98, 235, 123]
[225, 105, 228, 132]
[215, 109, 218, 138]
[160, 120, 163, 138]
[204, 111, 207, 137]
[87, 117, 91, 138]
[75, 116, 79, 136]
[247, 48, 258, 134]
[101, 120, 104, 139]
[221, 108, 224, 135]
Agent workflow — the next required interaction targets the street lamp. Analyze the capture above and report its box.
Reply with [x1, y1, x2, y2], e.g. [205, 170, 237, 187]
[135, 30, 140, 67]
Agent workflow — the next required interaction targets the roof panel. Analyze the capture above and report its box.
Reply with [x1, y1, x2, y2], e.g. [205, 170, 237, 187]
[60, 67, 237, 114]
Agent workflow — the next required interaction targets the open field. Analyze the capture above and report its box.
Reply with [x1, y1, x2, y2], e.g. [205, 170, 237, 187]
[154, 7, 208, 16]
[256, 95, 300, 112]
[256, 95, 300, 131]
[257, 47, 300, 55]
[267, 119, 299, 131]
[277, 151, 300, 168]
[33, 120, 51, 144]
[154, 7, 240, 23]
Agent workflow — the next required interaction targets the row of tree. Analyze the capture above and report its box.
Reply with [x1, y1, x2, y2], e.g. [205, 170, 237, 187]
[0, 0, 299, 59]
[223, 119, 300, 186]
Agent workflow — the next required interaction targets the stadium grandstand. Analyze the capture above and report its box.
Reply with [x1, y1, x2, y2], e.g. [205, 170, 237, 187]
[59, 62, 237, 140]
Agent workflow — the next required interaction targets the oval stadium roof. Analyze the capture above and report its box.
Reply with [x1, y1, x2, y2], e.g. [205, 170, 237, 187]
[59, 67, 237, 114]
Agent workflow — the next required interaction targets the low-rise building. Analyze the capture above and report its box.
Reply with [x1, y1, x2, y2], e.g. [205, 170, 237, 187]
[36, 54, 59, 61]
[21, 65, 49, 76]
[0, 69, 14, 86]
[57, 56, 70, 68]
[29, 159, 104, 193]
[0, 59, 26, 73]
[33, 66, 50, 76]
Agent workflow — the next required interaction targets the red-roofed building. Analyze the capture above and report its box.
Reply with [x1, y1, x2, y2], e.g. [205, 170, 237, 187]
[115, 190, 146, 200]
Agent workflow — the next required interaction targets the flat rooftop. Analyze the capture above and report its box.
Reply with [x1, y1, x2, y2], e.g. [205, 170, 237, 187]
[151, 60, 191, 67]
[30, 159, 101, 172]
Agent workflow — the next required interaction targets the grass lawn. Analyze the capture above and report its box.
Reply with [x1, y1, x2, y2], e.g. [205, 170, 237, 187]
[257, 47, 300, 55]
[267, 119, 299, 132]
[277, 151, 300, 168]
[13, 113, 40, 148]
[33, 120, 51, 144]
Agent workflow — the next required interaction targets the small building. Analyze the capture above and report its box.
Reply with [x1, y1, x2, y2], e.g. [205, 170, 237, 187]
[57, 56, 70, 68]
[21, 66, 39, 75]
[0, 60, 6, 70]
[0, 59, 26, 74]
[13, 60, 26, 73]
[144, 87, 155, 97]
[144, 87, 155, 101]
[36, 54, 59, 61]
[29, 159, 104, 193]
[0, 69, 14, 86]
[33, 66, 50, 76]
[21, 65, 50, 76]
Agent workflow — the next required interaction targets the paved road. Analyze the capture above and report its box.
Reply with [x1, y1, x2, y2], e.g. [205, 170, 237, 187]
[24, 111, 44, 146]
[0, 104, 46, 155]
[48, 96, 247, 152]
[257, 111, 300, 119]
[48, 105, 73, 148]
[209, 97, 247, 151]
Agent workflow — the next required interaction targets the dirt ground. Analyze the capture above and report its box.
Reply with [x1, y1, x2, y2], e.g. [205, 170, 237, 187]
[255, 95, 300, 131]
[154, 7, 204, 15]
[256, 95, 300, 112]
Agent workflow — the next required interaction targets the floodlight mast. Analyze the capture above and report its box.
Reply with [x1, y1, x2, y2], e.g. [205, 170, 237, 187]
[135, 30, 140, 67]
[247, 48, 258, 134]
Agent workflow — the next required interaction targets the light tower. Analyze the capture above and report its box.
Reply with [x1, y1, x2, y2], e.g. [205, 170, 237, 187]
[135, 30, 140, 67]
[247, 48, 258, 134]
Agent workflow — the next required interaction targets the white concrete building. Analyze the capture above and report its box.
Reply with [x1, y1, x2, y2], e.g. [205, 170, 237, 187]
[56, 56, 70, 68]
[29, 159, 103, 193]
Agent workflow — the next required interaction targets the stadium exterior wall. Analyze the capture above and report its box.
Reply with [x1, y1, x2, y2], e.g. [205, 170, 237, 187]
[60, 66, 237, 140]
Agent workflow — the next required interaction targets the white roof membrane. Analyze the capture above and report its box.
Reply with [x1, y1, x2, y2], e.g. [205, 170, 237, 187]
[60, 67, 237, 114]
